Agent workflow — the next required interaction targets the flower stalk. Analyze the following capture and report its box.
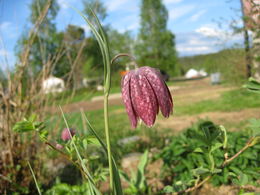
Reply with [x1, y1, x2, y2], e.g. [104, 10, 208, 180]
[76, 8, 116, 193]
[111, 53, 138, 69]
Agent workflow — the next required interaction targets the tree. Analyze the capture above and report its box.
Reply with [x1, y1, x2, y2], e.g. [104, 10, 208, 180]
[108, 29, 134, 69]
[136, 0, 178, 76]
[61, 24, 86, 88]
[82, 0, 107, 24]
[82, 0, 108, 77]
[16, 0, 60, 76]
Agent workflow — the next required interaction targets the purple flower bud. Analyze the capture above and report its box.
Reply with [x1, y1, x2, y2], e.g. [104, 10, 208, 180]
[121, 66, 173, 128]
[55, 143, 64, 150]
[61, 128, 76, 141]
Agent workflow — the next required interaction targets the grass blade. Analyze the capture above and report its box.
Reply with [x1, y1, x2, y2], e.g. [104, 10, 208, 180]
[59, 106, 101, 195]
[27, 161, 42, 195]
[81, 111, 123, 195]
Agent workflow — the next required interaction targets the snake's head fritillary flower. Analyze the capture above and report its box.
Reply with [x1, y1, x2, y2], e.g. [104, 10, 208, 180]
[61, 128, 76, 141]
[121, 66, 173, 128]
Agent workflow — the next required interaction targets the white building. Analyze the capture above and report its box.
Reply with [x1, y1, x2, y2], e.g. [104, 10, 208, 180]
[42, 76, 65, 94]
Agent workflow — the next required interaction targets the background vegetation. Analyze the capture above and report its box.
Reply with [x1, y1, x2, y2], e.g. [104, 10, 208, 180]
[0, 0, 259, 194]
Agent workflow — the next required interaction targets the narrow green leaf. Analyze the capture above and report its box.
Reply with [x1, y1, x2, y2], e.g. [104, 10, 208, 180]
[81, 111, 123, 195]
[219, 125, 228, 149]
[28, 161, 42, 195]
[135, 150, 148, 189]
[60, 107, 101, 195]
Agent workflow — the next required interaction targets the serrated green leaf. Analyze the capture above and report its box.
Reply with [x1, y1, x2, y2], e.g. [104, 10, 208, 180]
[13, 121, 35, 133]
[249, 136, 260, 146]
[244, 77, 260, 93]
[212, 168, 222, 174]
[82, 138, 88, 150]
[28, 114, 37, 122]
[210, 142, 223, 152]
[163, 185, 174, 193]
[239, 173, 249, 186]
[39, 130, 48, 141]
[193, 147, 203, 153]
[192, 167, 210, 176]
[248, 118, 260, 136]
[87, 136, 101, 146]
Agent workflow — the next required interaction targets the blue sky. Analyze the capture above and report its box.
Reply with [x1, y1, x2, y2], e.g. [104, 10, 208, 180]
[0, 0, 243, 70]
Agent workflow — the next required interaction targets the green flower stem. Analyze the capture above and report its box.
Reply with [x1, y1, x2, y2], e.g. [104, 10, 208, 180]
[103, 38, 114, 193]
[222, 137, 254, 167]
[208, 152, 215, 173]
[111, 53, 138, 68]
[104, 93, 113, 192]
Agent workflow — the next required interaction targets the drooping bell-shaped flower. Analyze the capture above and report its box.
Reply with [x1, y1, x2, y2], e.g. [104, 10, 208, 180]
[61, 128, 76, 141]
[121, 66, 173, 128]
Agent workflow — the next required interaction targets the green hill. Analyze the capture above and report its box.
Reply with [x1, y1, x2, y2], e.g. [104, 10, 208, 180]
[178, 49, 247, 84]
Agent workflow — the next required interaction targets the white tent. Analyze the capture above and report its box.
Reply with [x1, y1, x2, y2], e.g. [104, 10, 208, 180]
[185, 69, 207, 79]
[185, 69, 199, 78]
[198, 69, 208, 77]
[42, 76, 65, 94]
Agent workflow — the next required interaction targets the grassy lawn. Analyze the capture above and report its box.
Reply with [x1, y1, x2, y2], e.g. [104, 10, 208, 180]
[176, 88, 260, 115]
[45, 87, 260, 158]
[49, 80, 177, 106]
[50, 85, 122, 105]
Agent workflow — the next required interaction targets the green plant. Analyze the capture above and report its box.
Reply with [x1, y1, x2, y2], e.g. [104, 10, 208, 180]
[120, 150, 149, 195]
[244, 77, 260, 93]
[158, 120, 259, 194]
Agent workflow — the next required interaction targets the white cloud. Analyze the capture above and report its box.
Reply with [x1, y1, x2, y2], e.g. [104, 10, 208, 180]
[175, 22, 245, 56]
[111, 13, 139, 33]
[106, 0, 129, 12]
[195, 26, 223, 37]
[0, 49, 10, 57]
[118, 22, 139, 33]
[57, 0, 69, 9]
[0, 22, 12, 31]
[169, 4, 196, 20]
[163, 0, 183, 5]
[195, 25, 243, 42]
[177, 45, 213, 52]
[0, 21, 18, 38]
[80, 24, 90, 34]
[57, 0, 77, 9]
[189, 10, 206, 22]
[176, 32, 219, 56]
[0, 49, 15, 70]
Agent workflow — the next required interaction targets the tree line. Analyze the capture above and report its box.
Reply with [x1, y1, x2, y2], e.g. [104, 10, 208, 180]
[14, 0, 178, 89]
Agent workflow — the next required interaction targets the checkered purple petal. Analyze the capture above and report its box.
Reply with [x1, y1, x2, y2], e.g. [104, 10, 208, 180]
[121, 71, 138, 128]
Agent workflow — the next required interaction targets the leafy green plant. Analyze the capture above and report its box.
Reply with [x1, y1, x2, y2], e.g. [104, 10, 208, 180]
[158, 120, 259, 193]
[45, 179, 96, 195]
[120, 150, 149, 195]
[244, 77, 260, 93]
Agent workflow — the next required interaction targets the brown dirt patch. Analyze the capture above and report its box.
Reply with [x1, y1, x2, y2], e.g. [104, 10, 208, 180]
[156, 108, 260, 133]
